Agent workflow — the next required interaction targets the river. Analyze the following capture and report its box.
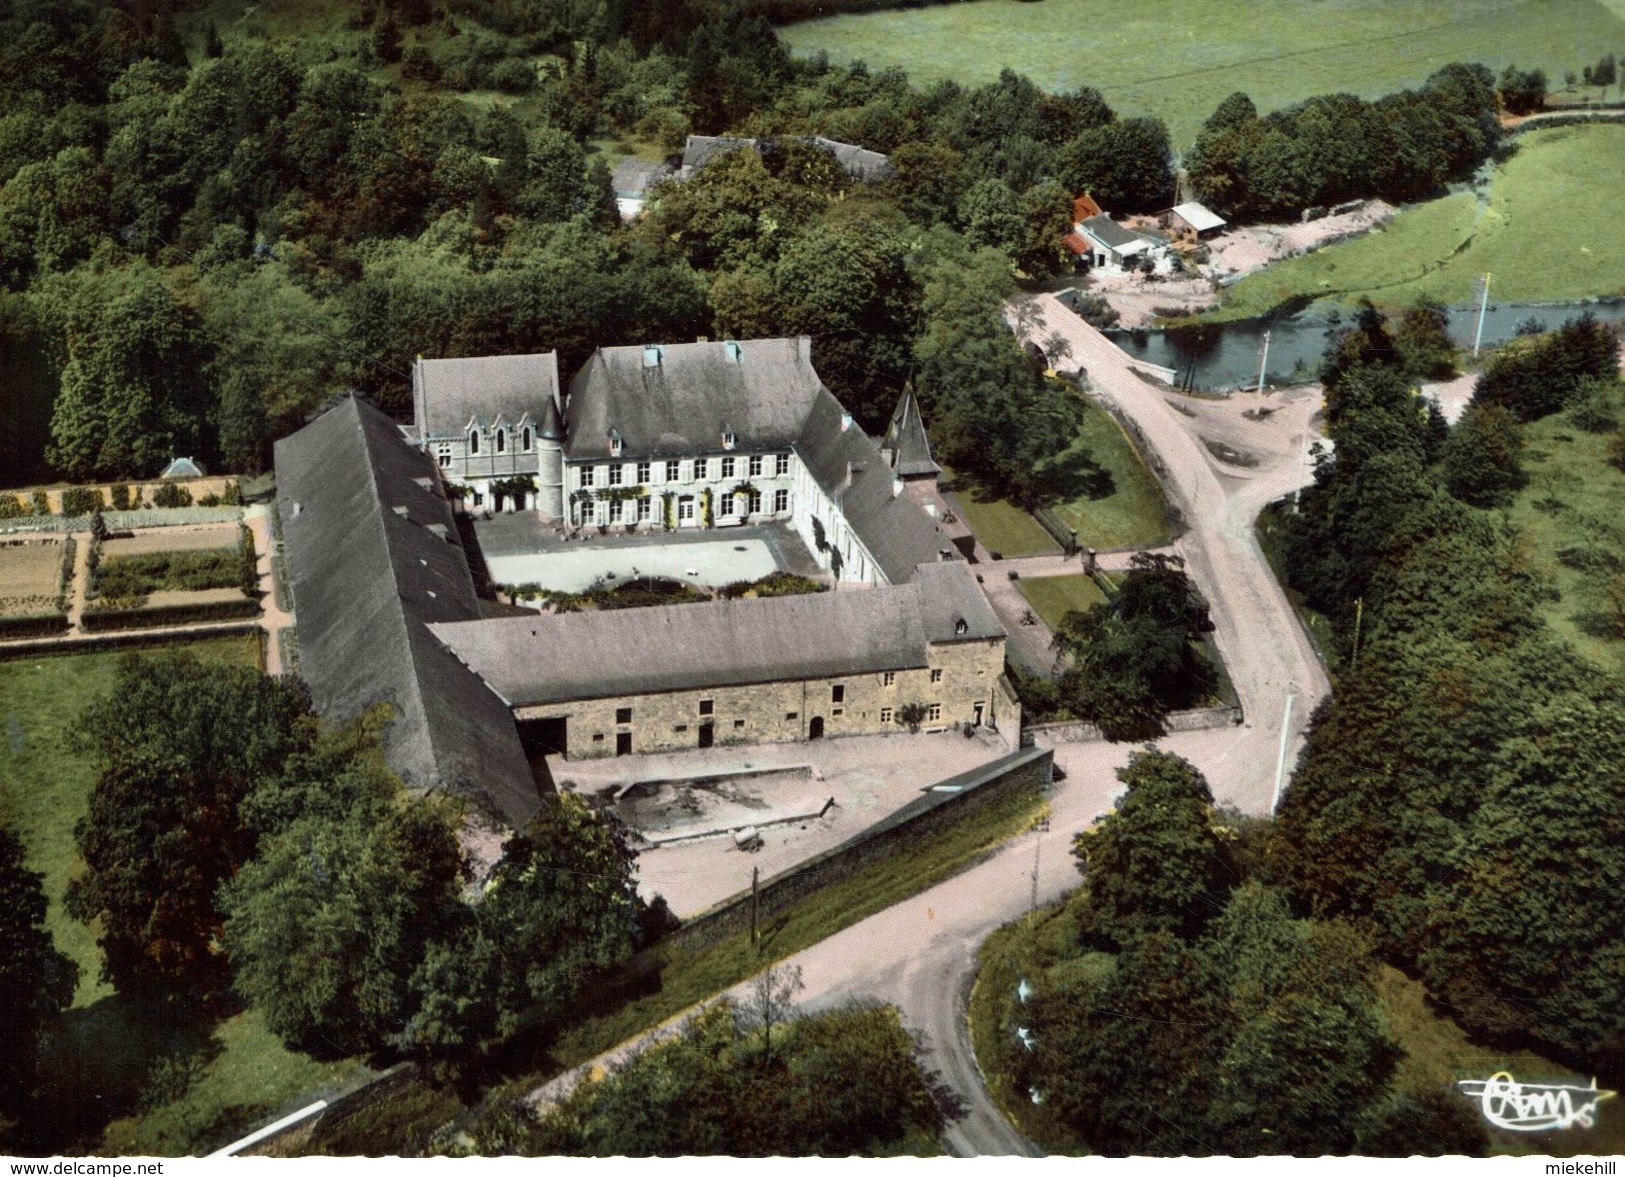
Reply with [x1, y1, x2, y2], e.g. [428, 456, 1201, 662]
[1101, 299, 1625, 392]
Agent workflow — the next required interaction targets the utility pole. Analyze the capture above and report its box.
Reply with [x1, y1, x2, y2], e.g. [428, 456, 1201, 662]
[1256, 329, 1271, 393]
[1473, 273, 1491, 357]
[1030, 835, 1041, 913]
[750, 865, 759, 946]
[1271, 689, 1295, 814]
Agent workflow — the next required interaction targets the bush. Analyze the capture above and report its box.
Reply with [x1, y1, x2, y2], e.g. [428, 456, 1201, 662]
[151, 483, 194, 509]
[31, 490, 49, 515]
[0, 494, 27, 519]
[0, 612, 69, 638]
[80, 597, 259, 632]
[221, 481, 241, 506]
[59, 486, 104, 517]
[401, 45, 440, 82]
[95, 547, 248, 600]
[108, 484, 132, 510]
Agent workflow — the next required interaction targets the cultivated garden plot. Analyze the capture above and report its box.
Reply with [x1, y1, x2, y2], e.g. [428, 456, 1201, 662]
[0, 540, 68, 617]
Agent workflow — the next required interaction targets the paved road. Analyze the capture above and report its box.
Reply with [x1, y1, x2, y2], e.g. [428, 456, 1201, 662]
[527, 303, 1331, 1152]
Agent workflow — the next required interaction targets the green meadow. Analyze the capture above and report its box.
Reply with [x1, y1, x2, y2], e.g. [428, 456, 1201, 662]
[781, 0, 1625, 147]
[1213, 125, 1625, 318]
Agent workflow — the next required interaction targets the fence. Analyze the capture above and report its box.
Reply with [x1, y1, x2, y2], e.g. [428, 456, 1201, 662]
[0, 505, 245, 535]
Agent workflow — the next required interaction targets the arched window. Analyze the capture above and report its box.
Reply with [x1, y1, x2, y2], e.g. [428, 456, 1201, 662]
[469, 430, 480, 455]
[496, 429, 506, 454]
[522, 427, 532, 451]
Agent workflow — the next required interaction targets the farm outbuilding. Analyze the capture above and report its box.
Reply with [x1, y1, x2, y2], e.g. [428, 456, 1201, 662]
[1076, 214, 1150, 269]
[1168, 201, 1227, 239]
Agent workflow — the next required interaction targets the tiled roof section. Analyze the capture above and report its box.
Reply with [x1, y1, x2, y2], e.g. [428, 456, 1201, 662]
[611, 157, 675, 197]
[793, 387, 955, 584]
[809, 136, 896, 182]
[884, 387, 941, 479]
[1061, 230, 1090, 256]
[1080, 214, 1145, 252]
[430, 586, 931, 706]
[908, 561, 1006, 643]
[565, 337, 825, 458]
[274, 396, 539, 824]
[412, 353, 561, 441]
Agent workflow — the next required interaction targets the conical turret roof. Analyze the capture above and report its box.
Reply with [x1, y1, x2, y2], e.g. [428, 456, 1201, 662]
[539, 395, 565, 441]
[884, 387, 940, 479]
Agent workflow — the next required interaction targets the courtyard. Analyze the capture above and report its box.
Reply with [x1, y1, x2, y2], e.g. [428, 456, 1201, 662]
[472, 514, 823, 594]
[550, 726, 1018, 918]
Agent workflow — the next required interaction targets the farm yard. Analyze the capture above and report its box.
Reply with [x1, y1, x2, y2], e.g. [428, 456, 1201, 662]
[1207, 125, 1625, 318]
[779, 0, 1625, 148]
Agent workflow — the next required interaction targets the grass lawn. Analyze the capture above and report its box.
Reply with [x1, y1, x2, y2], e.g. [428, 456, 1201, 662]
[949, 486, 1061, 559]
[1046, 410, 1172, 549]
[1214, 125, 1625, 318]
[947, 402, 1172, 558]
[1505, 414, 1625, 675]
[0, 634, 355, 1155]
[1017, 574, 1107, 630]
[779, 0, 1625, 148]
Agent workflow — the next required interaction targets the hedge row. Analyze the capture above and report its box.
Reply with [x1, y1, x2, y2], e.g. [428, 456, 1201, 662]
[0, 612, 70, 639]
[81, 596, 260, 632]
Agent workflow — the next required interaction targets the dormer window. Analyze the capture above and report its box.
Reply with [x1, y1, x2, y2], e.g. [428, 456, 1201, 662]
[724, 340, 743, 363]
[468, 429, 480, 455]
[496, 429, 506, 454]
[522, 427, 532, 451]
[955, 617, 969, 635]
[722, 425, 737, 451]
[609, 428, 623, 457]
[643, 345, 663, 368]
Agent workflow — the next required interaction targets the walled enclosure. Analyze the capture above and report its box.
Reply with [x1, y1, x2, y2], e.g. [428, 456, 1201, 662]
[660, 745, 1053, 956]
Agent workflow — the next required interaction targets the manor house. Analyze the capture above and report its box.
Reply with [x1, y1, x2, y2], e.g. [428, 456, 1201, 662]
[276, 338, 1012, 826]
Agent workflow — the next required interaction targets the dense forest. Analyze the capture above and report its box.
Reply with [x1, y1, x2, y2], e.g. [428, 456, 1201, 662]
[1274, 308, 1625, 1073]
[0, 0, 1507, 504]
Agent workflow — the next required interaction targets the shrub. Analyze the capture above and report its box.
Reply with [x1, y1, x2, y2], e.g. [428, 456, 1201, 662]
[152, 483, 193, 509]
[95, 547, 246, 600]
[221, 481, 241, 506]
[109, 484, 132, 510]
[80, 597, 259, 632]
[0, 613, 69, 639]
[60, 486, 104, 517]
[0, 494, 26, 519]
[31, 490, 49, 515]
[239, 524, 258, 596]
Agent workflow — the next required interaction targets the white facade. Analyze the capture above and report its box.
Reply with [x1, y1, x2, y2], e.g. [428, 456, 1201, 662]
[563, 449, 797, 533]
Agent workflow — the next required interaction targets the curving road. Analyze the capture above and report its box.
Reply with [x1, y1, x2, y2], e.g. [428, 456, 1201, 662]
[529, 296, 1332, 1154]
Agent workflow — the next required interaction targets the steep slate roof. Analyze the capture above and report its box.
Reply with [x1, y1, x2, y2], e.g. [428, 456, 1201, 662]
[430, 584, 932, 706]
[1080, 213, 1146, 253]
[909, 561, 1005, 643]
[792, 387, 954, 584]
[679, 135, 757, 177]
[274, 396, 539, 825]
[413, 353, 561, 441]
[809, 136, 896, 182]
[1171, 200, 1226, 233]
[565, 337, 824, 458]
[677, 135, 894, 182]
[611, 157, 675, 198]
[883, 387, 941, 479]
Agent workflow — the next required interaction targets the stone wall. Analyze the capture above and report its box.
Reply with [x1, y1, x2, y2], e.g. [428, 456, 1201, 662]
[662, 745, 1052, 956]
[520, 634, 1008, 760]
[1026, 703, 1241, 748]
